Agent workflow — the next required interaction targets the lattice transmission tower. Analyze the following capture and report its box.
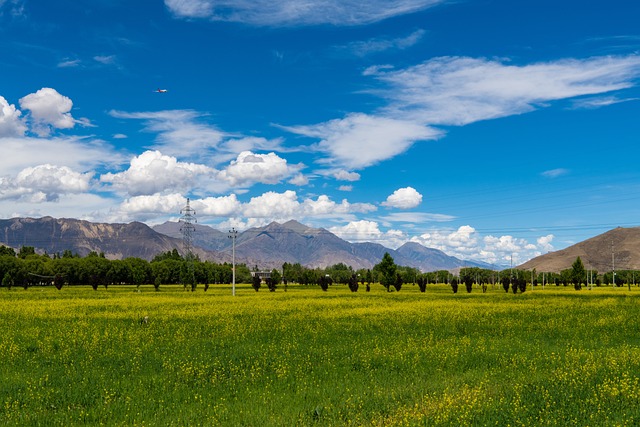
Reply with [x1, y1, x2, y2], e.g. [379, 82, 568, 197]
[179, 198, 197, 290]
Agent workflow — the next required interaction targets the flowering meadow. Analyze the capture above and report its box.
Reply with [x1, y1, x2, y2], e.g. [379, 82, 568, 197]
[1, 284, 639, 426]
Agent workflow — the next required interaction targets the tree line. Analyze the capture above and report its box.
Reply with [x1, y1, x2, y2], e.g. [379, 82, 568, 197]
[1, 246, 638, 292]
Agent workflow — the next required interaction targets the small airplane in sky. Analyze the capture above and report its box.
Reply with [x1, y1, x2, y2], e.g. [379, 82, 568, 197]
[155, 88, 168, 93]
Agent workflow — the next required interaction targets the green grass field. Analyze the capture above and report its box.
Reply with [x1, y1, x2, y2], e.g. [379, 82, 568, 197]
[1, 284, 639, 426]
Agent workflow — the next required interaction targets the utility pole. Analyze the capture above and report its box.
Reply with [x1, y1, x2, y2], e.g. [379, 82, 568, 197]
[229, 228, 238, 296]
[179, 198, 196, 291]
[612, 240, 616, 289]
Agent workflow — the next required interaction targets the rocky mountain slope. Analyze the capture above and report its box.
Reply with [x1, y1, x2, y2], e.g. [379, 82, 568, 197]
[518, 227, 640, 273]
[0, 217, 231, 262]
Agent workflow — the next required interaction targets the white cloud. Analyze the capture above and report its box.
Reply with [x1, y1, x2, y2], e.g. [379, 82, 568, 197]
[164, 0, 212, 18]
[94, 55, 116, 65]
[328, 169, 361, 181]
[0, 164, 93, 202]
[288, 173, 309, 186]
[218, 151, 302, 186]
[370, 55, 640, 126]
[109, 110, 284, 164]
[218, 136, 284, 156]
[1, 193, 116, 222]
[338, 185, 352, 192]
[381, 212, 455, 223]
[412, 226, 480, 259]
[537, 234, 555, 253]
[165, 0, 445, 26]
[0, 96, 26, 137]
[243, 190, 301, 218]
[194, 194, 241, 216]
[284, 55, 640, 169]
[329, 220, 407, 248]
[541, 168, 569, 178]
[100, 150, 216, 196]
[109, 109, 226, 159]
[302, 194, 376, 216]
[382, 186, 422, 209]
[337, 29, 426, 57]
[0, 0, 24, 17]
[19, 88, 76, 136]
[57, 59, 81, 68]
[330, 220, 383, 241]
[0, 136, 122, 176]
[571, 95, 639, 109]
[282, 113, 441, 169]
[118, 193, 187, 215]
[410, 226, 556, 265]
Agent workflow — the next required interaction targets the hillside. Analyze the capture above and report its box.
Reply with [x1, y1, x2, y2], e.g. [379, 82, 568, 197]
[0, 217, 232, 262]
[518, 227, 640, 273]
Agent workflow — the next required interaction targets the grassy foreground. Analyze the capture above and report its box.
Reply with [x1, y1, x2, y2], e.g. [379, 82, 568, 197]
[1, 284, 640, 426]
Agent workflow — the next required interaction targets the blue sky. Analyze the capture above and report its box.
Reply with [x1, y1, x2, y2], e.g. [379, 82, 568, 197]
[1, 0, 639, 266]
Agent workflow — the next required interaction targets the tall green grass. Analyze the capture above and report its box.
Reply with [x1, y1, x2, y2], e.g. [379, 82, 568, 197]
[1, 284, 639, 425]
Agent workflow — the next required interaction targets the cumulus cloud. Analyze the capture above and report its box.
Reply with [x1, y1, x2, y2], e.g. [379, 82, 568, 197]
[369, 55, 640, 126]
[282, 113, 441, 169]
[0, 164, 93, 202]
[536, 234, 555, 253]
[191, 190, 378, 225]
[243, 190, 301, 218]
[411, 226, 555, 265]
[288, 173, 309, 186]
[194, 194, 242, 216]
[239, 191, 376, 220]
[328, 169, 361, 181]
[19, 88, 76, 136]
[118, 193, 187, 216]
[0, 96, 26, 137]
[165, 0, 445, 26]
[100, 150, 216, 196]
[382, 186, 422, 209]
[302, 194, 376, 216]
[330, 220, 383, 240]
[218, 151, 303, 186]
[329, 220, 407, 248]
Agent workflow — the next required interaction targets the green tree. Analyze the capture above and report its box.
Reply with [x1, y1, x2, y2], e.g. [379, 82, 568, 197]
[252, 273, 261, 291]
[0, 246, 16, 257]
[126, 258, 151, 290]
[2, 272, 13, 289]
[270, 268, 282, 286]
[374, 252, 397, 292]
[17, 246, 36, 259]
[571, 257, 586, 290]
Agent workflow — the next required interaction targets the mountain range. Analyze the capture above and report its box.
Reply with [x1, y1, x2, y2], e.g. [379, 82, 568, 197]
[0, 216, 494, 272]
[152, 220, 496, 271]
